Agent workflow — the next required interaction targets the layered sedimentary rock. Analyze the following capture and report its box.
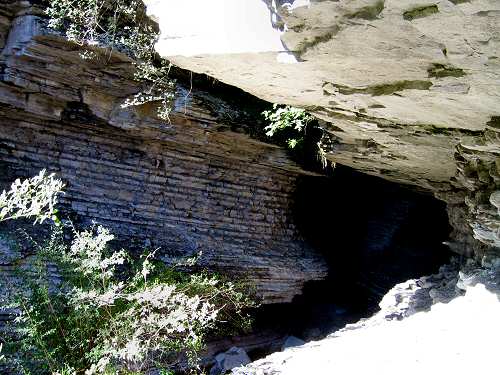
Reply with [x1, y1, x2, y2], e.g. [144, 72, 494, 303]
[149, 0, 500, 254]
[0, 2, 327, 304]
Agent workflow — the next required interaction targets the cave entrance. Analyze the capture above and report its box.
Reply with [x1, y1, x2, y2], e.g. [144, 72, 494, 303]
[251, 165, 454, 351]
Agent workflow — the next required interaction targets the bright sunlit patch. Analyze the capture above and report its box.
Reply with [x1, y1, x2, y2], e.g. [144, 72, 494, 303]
[249, 283, 500, 375]
[277, 51, 298, 64]
[144, 0, 297, 63]
[283, 0, 310, 11]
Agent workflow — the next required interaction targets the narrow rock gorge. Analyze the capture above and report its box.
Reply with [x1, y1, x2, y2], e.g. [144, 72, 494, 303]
[0, 1, 499, 374]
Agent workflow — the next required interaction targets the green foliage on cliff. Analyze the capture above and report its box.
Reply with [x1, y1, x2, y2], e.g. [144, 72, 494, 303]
[262, 104, 314, 150]
[262, 104, 328, 170]
[45, 0, 175, 121]
[0, 173, 256, 374]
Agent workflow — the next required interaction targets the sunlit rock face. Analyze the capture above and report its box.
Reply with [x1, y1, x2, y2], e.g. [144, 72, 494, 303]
[148, 0, 500, 254]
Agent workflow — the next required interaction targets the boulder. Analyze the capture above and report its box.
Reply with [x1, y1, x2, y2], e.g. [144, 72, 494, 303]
[210, 347, 251, 375]
[281, 336, 305, 351]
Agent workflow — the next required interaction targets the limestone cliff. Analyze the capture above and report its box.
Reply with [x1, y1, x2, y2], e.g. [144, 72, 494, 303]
[148, 0, 500, 255]
[0, 1, 328, 304]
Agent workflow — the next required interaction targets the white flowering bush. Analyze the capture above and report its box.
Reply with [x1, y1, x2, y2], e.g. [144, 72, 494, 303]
[45, 0, 176, 121]
[1, 174, 255, 375]
[0, 169, 64, 223]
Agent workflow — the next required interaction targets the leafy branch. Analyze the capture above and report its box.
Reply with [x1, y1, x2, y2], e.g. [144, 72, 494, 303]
[0, 169, 64, 224]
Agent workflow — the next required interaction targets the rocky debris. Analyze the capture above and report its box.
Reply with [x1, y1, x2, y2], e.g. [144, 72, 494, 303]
[280, 336, 305, 351]
[377, 261, 462, 320]
[202, 330, 286, 360]
[0, 2, 328, 305]
[323, 259, 465, 335]
[234, 258, 500, 374]
[210, 347, 251, 375]
[148, 0, 500, 257]
[458, 255, 500, 293]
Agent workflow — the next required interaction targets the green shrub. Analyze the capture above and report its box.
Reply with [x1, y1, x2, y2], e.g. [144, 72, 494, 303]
[45, 0, 176, 121]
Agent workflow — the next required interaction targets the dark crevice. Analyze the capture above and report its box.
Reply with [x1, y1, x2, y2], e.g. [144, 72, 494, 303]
[486, 116, 500, 129]
[403, 5, 439, 21]
[427, 63, 466, 79]
[347, 0, 385, 20]
[323, 80, 433, 97]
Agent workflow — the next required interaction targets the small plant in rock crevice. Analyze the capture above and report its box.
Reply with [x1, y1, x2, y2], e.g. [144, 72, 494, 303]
[262, 104, 329, 169]
[44, 0, 176, 121]
[263, 104, 314, 150]
[0, 172, 256, 374]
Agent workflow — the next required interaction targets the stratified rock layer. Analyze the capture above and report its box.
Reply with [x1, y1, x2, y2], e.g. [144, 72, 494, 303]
[150, 0, 500, 254]
[0, 2, 327, 304]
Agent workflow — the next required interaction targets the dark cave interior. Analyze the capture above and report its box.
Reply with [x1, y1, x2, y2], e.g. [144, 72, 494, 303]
[249, 165, 454, 356]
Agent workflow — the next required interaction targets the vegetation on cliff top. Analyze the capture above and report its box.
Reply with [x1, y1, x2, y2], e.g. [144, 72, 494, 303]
[45, 0, 176, 121]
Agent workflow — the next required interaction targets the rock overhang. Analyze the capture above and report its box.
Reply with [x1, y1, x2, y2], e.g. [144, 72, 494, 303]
[147, 0, 500, 254]
[146, 0, 499, 183]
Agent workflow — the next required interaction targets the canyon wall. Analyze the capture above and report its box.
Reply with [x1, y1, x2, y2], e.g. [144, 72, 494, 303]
[0, 1, 327, 304]
[0, 0, 497, 304]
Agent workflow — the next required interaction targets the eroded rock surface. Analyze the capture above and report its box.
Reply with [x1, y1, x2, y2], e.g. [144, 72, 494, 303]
[149, 0, 500, 255]
[0, 1, 327, 304]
